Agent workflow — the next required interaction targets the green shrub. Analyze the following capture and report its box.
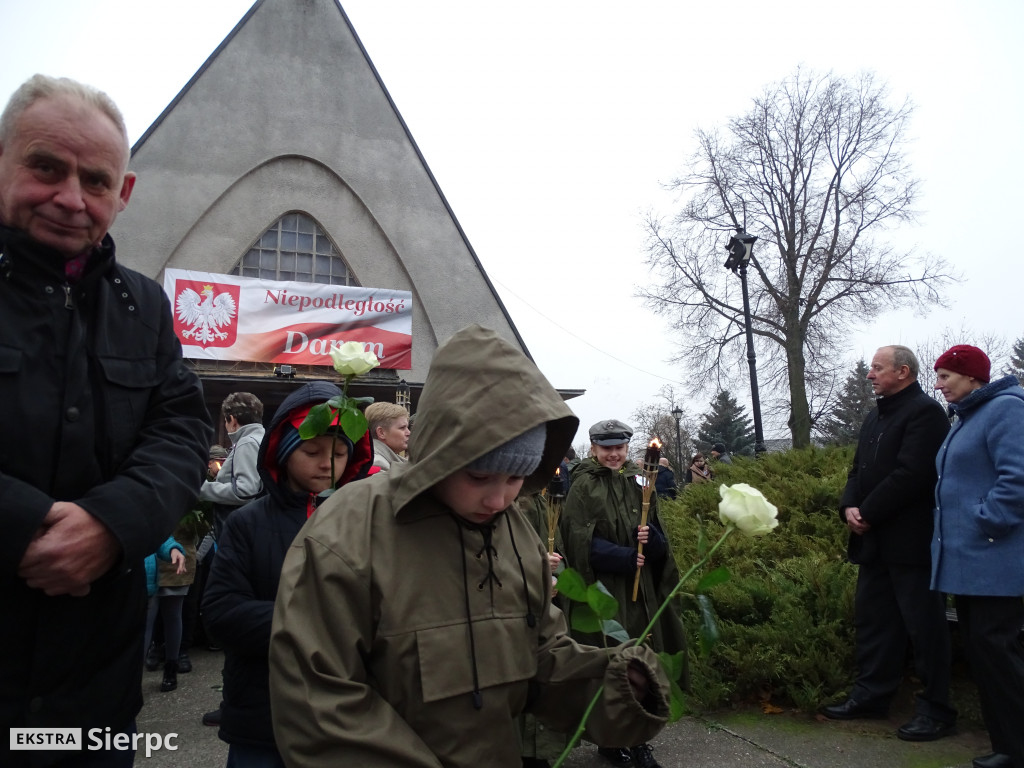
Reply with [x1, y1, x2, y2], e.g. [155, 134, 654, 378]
[661, 445, 859, 713]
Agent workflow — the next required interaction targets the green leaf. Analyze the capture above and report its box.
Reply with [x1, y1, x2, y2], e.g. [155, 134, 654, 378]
[667, 679, 689, 722]
[696, 518, 709, 557]
[658, 650, 686, 682]
[656, 652, 689, 722]
[555, 568, 589, 602]
[569, 604, 603, 635]
[586, 582, 620, 621]
[325, 395, 347, 411]
[298, 403, 335, 439]
[696, 594, 721, 657]
[600, 619, 630, 644]
[349, 396, 375, 406]
[339, 408, 369, 443]
[695, 566, 731, 593]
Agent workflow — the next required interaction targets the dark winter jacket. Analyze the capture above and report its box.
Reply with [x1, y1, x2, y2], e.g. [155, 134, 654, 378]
[654, 466, 677, 499]
[0, 227, 211, 761]
[203, 381, 374, 749]
[839, 381, 949, 565]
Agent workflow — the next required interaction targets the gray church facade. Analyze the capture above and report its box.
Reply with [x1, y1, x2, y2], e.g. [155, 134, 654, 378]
[112, 0, 547, 422]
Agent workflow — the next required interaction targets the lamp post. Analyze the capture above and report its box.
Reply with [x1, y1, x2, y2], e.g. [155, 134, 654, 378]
[670, 405, 684, 470]
[724, 229, 766, 455]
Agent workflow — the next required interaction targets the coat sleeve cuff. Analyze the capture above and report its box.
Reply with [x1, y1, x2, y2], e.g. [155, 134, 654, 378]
[585, 644, 670, 747]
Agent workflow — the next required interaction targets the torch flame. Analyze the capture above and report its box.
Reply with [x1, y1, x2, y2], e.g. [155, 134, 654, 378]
[643, 438, 662, 471]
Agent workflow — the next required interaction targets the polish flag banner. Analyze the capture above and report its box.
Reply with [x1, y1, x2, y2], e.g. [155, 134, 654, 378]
[163, 269, 412, 370]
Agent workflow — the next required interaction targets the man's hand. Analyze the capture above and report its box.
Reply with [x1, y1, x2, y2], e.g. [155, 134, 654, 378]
[18, 502, 121, 596]
[844, 506, 871, 535]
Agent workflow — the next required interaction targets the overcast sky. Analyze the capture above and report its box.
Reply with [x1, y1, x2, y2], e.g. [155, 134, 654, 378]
[3, 0, 1022, 449]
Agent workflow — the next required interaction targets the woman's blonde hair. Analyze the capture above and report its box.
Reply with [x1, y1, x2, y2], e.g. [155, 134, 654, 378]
[365, 402, 410, 437]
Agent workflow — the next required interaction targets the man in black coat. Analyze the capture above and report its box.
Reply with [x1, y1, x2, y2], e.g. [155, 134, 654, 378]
[823, 345, 956, 742]
[0, 75, 211, 766]
[654, 457, 678, 500]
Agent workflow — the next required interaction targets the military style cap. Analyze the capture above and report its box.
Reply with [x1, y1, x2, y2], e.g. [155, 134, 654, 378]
[589, 419, 633, 446]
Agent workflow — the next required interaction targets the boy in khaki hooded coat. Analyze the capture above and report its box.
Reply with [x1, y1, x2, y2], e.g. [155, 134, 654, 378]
[269, 325, 671, 767]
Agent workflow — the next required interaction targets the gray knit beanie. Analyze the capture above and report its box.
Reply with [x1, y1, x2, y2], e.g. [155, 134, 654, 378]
[466, 424, 546, 476]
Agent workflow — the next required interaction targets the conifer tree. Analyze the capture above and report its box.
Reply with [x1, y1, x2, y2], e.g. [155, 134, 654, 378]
[697, 391, 755, 456]
[818, 360, 875, 446]
[1006, 336, 1024, 380]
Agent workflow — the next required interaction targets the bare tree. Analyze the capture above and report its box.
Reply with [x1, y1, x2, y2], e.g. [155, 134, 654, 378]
[913, 328, 1009, 401]
[629, 386, 695, 470]
[640, 67, 954, 448]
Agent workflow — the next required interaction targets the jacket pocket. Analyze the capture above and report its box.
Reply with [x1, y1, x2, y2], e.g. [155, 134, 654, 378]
[0, 344, 21, 373]
[417, 619, 536, 703]
[96, 355, 161, 388]
[95, 355, 163, 462]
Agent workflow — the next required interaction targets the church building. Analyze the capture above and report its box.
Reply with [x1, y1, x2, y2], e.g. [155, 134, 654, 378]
[112, 0, 567, 430]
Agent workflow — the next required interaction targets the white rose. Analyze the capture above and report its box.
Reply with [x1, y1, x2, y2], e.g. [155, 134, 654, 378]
[329, 341, 379, 376]
[718, 483, 779, 537]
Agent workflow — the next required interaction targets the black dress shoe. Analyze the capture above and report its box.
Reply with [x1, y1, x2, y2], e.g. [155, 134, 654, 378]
[201, 708, 222, 726]
[597, 747, 633, 765]
[821, 698, 888, 720]
[973, 754, 1014, 768]
[144, 641, 164, 672]
[631, 744, 662, 768]
[897, 714, 955, 742]
[177, 653, 192, 673]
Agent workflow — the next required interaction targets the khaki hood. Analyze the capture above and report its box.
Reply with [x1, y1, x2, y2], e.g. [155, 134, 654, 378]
[390, 325, 577, 516]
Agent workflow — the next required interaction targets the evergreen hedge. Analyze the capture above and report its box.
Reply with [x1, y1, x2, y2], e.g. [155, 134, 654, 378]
[660, 445, 858, 712]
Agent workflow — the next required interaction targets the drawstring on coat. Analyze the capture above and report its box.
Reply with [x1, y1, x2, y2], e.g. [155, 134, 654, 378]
[505, 513, 536, 628]
[456, 519, 484, 711]
[455, 512, 538, 711]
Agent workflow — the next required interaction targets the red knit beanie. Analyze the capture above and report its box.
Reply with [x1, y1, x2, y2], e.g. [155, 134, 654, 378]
[934, 344, 991, 383]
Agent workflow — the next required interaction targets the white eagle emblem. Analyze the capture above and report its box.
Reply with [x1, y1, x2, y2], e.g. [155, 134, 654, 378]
[176, 284, 237, 345]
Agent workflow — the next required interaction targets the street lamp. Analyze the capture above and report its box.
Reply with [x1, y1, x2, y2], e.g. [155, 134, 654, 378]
[670, 406, 684, 469]
[724, 229, 766, 456]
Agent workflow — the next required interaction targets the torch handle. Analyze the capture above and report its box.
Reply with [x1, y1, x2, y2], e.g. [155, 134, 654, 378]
[631, 498, 651, 602]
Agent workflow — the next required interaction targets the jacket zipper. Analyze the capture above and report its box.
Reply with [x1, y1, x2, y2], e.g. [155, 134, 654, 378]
[63, 283, 74, 310]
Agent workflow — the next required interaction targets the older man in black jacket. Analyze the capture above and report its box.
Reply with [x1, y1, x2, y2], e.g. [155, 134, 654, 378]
[822, 345, 956, 742]
[0, 75, 211, 766]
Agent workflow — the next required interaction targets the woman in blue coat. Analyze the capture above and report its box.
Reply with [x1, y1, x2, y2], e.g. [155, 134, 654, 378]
[932, 345, 1024, 768]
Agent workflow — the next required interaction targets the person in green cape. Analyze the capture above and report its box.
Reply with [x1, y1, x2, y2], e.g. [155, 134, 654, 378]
[561, 420, 688, 768]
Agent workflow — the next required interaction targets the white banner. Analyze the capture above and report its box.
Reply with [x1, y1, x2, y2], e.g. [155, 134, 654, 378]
[163, 269, 412, 369]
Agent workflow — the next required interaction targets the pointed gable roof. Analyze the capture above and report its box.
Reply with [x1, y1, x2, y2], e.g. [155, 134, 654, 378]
[113, 0, 530, 384]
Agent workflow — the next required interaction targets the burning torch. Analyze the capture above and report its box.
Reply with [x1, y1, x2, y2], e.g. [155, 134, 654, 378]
[632, 438, 661, 601]
[545, 466, 564, 554]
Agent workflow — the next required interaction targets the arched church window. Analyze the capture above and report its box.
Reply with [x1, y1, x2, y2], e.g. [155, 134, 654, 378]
[231, 213, 360, 286]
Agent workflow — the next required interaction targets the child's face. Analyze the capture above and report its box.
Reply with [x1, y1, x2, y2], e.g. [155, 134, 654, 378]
[433, 469, 525, 525]
[285, 435, 349, 495]
[592, 442, 628, 471]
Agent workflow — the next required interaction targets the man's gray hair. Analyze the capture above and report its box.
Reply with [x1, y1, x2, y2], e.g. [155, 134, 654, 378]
[888, 345, 920, 378]
[0, 74, 130, 154]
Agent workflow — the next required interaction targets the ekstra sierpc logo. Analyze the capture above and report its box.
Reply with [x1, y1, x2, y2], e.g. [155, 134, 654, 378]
[10, 727, 179, 757]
